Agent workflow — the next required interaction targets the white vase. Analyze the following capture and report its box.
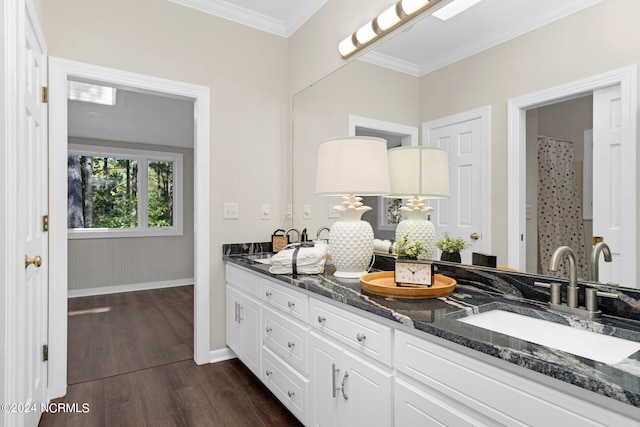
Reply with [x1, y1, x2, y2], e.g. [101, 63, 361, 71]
[395, 209, 437, 257]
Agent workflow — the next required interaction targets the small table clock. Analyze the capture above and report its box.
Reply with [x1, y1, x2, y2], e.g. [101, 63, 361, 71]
[394, 260, 433, 287]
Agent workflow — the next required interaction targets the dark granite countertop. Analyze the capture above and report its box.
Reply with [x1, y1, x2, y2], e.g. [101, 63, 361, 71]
[224, 252, 640, 414]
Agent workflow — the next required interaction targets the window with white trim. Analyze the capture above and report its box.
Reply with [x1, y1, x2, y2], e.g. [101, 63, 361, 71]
[67, 144, 183, 238]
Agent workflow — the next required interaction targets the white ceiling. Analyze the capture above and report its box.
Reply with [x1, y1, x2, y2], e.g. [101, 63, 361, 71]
[68, 84, 195, 148]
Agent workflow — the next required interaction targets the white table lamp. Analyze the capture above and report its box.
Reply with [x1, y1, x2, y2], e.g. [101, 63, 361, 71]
[386, 146, 450, 256]
[315, 137, 391, 278]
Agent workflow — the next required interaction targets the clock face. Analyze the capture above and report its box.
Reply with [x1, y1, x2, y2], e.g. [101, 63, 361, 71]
[395, 261, 433, 286]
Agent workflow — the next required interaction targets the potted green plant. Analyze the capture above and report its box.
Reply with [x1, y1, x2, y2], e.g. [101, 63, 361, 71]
[394, 233, 432, 260]
[436, 233, 468, 263]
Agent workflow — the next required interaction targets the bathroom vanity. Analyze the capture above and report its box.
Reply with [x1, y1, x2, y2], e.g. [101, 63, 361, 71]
[224, 253, 640, 426]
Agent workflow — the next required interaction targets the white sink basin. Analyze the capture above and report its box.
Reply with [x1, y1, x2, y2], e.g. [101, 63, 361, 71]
[458, 310, 640, 364]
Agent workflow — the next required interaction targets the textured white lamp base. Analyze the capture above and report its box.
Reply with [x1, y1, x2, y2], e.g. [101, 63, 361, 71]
[330, 220, 374, 278]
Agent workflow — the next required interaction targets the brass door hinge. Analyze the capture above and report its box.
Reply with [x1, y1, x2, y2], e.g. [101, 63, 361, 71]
[42, 86, 48, 103]
[42, 215, 49, 232]
[42, 344, 48, 362]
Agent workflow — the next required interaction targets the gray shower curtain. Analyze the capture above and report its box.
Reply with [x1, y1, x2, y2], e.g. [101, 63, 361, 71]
[537, 136, 588, 279]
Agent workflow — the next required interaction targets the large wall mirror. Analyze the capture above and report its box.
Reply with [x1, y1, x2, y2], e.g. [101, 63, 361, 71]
[292, 0, 638, 288]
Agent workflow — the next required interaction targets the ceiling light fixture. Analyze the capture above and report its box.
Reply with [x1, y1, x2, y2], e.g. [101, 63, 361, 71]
[338, 0, 443, 59]
[432, 0, 483, 21]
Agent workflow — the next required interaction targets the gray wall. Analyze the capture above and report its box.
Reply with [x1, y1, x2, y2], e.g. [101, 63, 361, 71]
[67, 137, 194, 292]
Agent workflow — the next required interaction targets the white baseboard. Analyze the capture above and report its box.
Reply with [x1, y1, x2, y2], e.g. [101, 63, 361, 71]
[67, 278, 194, 298]
[210, 347, 237, 363]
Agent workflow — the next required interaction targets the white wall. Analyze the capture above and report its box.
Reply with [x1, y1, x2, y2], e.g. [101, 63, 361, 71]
[42, 0, 289, 351]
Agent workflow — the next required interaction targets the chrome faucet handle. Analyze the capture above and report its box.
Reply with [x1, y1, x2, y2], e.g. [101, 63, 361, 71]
[534, 281, 562, 305]
[585, 288, 618, 314]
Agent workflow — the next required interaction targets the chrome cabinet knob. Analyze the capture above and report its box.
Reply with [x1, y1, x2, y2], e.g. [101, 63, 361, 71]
[265, 326, 272, 333]
[287, 391, 295, 398]
[265, 370, 272, 377]
[287, 341, 295, 349]
[356, 333, 366, 343]
[265, 291, 272, 297]
[317, 315, 326, 324]
[287, 301, 295, 308]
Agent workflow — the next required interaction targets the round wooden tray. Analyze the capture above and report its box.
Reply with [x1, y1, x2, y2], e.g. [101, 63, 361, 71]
[360, 271, 456, 299]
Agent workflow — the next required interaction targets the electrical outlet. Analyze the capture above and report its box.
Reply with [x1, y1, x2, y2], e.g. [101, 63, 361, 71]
[303, 204, 312, 220]
[261, 204, 271, 220]
[223, 203, 239, 219]
[328, 205, 341, 219]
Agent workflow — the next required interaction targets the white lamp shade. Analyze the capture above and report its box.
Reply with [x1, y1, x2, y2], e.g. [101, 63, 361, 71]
[315, 136, 391, 196]
[387, 146, 450, 198]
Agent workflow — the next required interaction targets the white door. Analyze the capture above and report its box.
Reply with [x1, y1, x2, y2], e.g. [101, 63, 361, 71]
[309, 332, 342, 427]
[424, 111, 489, 264]
[17, 2, 49, 425]
[341, 351, 392, 427]
[593, 84, 633, 286]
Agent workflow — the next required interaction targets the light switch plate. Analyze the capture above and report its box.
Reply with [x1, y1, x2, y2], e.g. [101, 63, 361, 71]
[328, 205, 341, 219]
[261, 204, 271, 220]
[303, 204, 312, 220]
[223, 203, 239, 219]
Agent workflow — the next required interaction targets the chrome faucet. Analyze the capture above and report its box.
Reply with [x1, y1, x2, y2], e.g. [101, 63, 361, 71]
[549, 246, 579, 308]
[316, 226, 330, 241]
[285, 228, 300, 243]
[590, 241, 612, 282]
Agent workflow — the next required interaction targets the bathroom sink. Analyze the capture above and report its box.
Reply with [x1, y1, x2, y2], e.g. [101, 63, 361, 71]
[245, 253, 273, 264]
[458, 309, 640, 364]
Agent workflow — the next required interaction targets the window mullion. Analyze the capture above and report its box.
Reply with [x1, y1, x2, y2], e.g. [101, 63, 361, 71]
[139, 156, 149, 229]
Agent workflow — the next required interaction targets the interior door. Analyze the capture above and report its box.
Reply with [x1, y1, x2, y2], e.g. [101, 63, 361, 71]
[425, 117, 486, 264]
[18, 2, 49, 425]
[592, 84, 632, 285]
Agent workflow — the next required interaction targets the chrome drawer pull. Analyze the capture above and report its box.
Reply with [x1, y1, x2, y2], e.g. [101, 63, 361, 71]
[287, 301, 295, 308]
[265, 370, 272, 377]
[341, 371, 349, 400]
[287, 391, 295, 398]
[287, 341, 295, 349]
[265, 326, 272, 333]
[317, 315, 326, 324]
[356, 333, 366, 343]
[332, 363, 340, 398]
[265, 290, 272, 297]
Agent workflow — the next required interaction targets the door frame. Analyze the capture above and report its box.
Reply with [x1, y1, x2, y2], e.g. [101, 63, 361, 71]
[507, 65, 637, 281]
[422, 106, 492, 256]
[48, 58, 211, 399]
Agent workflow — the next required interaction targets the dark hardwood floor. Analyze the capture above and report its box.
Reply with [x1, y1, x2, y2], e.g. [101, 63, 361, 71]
[40, 286, 302, 427]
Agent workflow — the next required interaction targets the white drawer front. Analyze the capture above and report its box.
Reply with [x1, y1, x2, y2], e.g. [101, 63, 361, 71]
[394, 330, 633, 426]
[263, 305, 309, 375]
[226, 264, 260, 297]
[310, 299, 392, 366]
[263, 348, 309, 426]
[262, 279, 308, 321]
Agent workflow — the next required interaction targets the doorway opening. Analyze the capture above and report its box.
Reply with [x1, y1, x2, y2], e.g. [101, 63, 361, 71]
[508, 65, 637, 288]
[48, 58, 211, 399]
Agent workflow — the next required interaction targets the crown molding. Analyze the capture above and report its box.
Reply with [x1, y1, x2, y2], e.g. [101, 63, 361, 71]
[359, 51, 421, 78]
[169, 0, 326, 38]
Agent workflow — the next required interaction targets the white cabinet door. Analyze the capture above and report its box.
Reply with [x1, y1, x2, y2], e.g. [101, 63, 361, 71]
[310, 332, 392, 427]
[310, 332, 342, 427]
[240, 294, 261, 376]
[226, 285, 242, 355]
[341, 351, 392, 427]
[226, 284, 261, 377]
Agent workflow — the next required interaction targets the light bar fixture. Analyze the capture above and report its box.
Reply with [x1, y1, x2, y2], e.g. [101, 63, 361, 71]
[338, 0, 442, 59]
